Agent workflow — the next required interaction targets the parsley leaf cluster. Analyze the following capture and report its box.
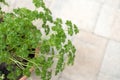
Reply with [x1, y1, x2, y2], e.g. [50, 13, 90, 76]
[0, 0, 79, 80]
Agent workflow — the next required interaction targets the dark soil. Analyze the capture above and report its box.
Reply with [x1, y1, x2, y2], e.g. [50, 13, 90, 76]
[0, 17, 4, 23]
[0, 53, 35, 80]
[0, 63, 9, 80]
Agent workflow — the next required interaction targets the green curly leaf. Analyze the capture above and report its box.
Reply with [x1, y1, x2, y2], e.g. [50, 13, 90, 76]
[33, 0, 44, 8]
[0, 0, 79, 80]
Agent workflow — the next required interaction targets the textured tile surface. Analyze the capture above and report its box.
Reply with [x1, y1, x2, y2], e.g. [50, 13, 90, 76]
[105, 0, 120, 8]
[50, 0, 101, 32]
[1, 0, 16, 12]
[59, 31, 107, 80]
[90, 0, 105, 3]
[111, 11, 120, 42]
[97, 40, 120, 80]
[97, 73, 120, 80]
[94, 4, 116, 37]
[1, 0, 53, 12]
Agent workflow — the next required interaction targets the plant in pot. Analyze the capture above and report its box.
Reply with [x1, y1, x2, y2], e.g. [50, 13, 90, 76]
[0, 0, 79, 80]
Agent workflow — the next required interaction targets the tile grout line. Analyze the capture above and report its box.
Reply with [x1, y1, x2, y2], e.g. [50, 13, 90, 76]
[70, 28, 111, 80]
[119, 0, 120, 9]
[95, 7, 118, 80]
[76, 29, 120, 80]
[95, 38, 109, 80]
[76, 29, 109, 41]
[94, 14, 118, 80]
[49, 0, 120, 80]
[92, 1, 105, 34]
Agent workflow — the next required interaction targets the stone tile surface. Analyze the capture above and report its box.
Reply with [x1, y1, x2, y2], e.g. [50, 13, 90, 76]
[59, 31, 107, 80]
[44, 0, 55, 7]
[49, 0, 66, 17]
[1, 0, 53, 12]
[1, 0, 16, 12]
[111, 11, 120, 42]
[97, 73, 120, 80]
[90, 0, 105, 3]
[12, 0, 35, 9]
[97, 40, 120, 80]
[94, 4, 116, 37]
[50, 0, 101, 32]
[105, 0, 120, 8]
[1, 0, 35, 12]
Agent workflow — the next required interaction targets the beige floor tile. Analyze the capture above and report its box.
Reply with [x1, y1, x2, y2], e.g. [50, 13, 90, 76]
[105, 0, 120, 8]
[90, 0, 105, 3]
[50, 0, 101, 32]
[94, 4, 116, 38]
[98, 73, 120, 80]
[10, 0, 35, 10]
[1, 0, 52, 12]
[59, 31, 107, 80]
[97, 40, 120, 80]
[1, 0, 16, 12]
[44, 0, 55, 7]
[111, 11, 120, 42]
